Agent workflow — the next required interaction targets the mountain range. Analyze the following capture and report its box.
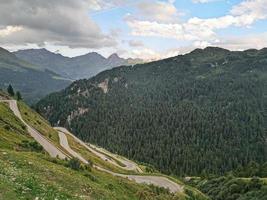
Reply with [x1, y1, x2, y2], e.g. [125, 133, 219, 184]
[0, 47, 71, 104]
[14, 48, 143, 80]
[36, 47, 267, 177]
[0, 47, 142, 103]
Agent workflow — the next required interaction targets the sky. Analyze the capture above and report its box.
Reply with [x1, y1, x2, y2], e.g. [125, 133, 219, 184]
[0, 0, 267, 60]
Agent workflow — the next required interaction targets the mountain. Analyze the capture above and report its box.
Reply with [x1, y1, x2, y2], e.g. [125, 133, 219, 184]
[0, 92, 208, 200]
[0, 47, 71, 104]
[14, 48, 72, 78]
[14, 49, 143, 80]
[36, 47, 267, 177]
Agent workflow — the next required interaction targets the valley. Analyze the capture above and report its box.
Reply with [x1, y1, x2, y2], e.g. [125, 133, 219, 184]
[1, 1, 267, 199]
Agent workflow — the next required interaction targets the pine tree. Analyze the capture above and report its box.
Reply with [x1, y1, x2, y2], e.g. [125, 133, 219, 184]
[16, 91, 22, 101]
[7, 84, 14, 96]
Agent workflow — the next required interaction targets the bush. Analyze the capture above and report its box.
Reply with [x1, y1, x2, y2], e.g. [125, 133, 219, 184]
[4, 124, 10, 130]
[67, 158, 82, 170]
[84, 173, 97, 182]
[21, 125, 27, 130]
[19, 140, 43, 152]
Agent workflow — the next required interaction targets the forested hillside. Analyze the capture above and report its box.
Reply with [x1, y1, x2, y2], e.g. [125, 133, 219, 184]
[187, 176, 267, 200]
[36, 47, 267, 176]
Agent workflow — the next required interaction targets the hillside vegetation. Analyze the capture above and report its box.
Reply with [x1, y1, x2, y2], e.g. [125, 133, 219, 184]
[0, 93, 208, 200]
[36, 47, 267, 176]
[187, 176, 267, 200]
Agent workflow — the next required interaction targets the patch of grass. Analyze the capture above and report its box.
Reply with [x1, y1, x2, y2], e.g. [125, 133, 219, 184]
[0, 103, 35, 150]
[18, 102, 59, 143]
[0, 149, 187, 200]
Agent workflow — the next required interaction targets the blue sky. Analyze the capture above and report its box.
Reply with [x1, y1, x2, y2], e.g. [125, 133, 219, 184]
[1, 0, 267, 60]
[85, 0, 267, 60]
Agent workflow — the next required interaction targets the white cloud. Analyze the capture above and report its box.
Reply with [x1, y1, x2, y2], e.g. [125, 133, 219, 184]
[124, 31, 267, 60]
[128, 40, 144, 47]
[0, 0, 116, 48]
[217, 32, 267, 50]
[136, 0, 181, 23]
[231, 0, 267, 23]
[192, 0, 219, 3]
[123, 46, 188, 61]
[0, 26, 23, 37]
[126, 0, 267, 44]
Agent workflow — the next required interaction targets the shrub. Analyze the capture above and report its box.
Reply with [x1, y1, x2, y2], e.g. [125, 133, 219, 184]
[4, 124, 10, 130]
[19, 140, 43, 152]
[67, 158, 82, 170]
[84, 173, 97, 182]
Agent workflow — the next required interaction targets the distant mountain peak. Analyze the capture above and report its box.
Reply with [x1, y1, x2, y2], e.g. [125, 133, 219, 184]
[108, 53, 120, 59]
[78, 52, 106, 60]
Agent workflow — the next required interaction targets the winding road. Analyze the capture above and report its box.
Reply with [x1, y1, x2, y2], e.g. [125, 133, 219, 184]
[1, 100, 183, 193]
[55, 127, 183, 193]
[55, 127, 142, 173]
[0, 100, 67, 159]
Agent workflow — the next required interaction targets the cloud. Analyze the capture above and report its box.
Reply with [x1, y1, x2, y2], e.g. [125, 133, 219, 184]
[126, 0, 267, 44]
[122, 46, 189, 61]
[128, 40, 144, 47]
[231, 0, 267, 22]
[0, 26, 22, 37]
[217, 32, 267, 50]
[124, 31, 267, 60]
[135, 0, 182, 23]
[192, 0, 219, 3]
[0, 0, 116, 48]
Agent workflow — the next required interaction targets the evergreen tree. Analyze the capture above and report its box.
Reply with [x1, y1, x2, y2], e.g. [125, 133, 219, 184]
[16, 91, 22, 101]
[7, 84, 14, 96]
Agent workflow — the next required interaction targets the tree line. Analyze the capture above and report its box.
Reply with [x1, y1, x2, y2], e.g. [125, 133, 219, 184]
[7, 84, 22, 101]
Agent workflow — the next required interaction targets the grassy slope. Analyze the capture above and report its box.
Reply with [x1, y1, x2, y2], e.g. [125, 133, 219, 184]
[0, 100, 209, 200]
[18, 101, 132, 172]
[18, 101, 72, 157]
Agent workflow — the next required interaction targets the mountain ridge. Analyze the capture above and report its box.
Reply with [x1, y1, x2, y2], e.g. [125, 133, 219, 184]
[0, 47, 71, 103]
[14, 48, 143, 80]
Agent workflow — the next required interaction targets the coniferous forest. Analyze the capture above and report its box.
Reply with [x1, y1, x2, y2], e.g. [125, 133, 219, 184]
[36, 47, 267, 176]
